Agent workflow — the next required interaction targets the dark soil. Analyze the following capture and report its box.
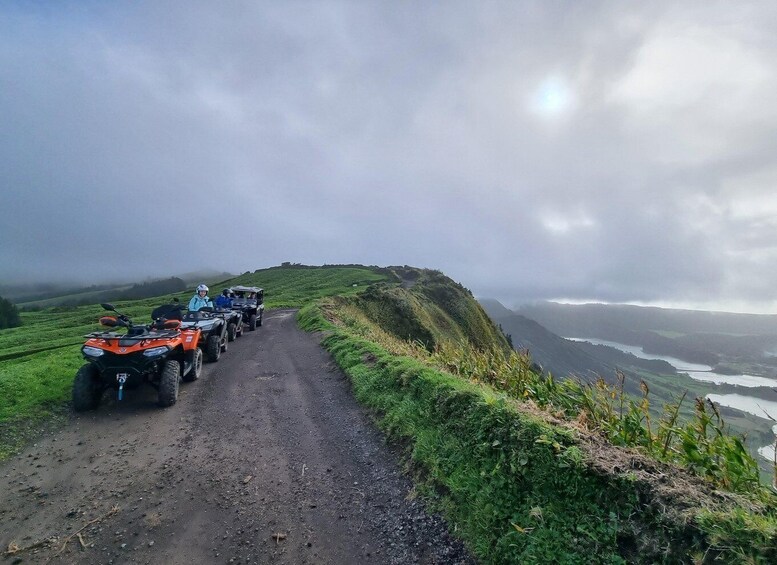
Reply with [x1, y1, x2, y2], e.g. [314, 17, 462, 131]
[0, 309, 473, 564]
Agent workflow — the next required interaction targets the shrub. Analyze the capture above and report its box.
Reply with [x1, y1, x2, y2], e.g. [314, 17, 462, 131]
[0, 296, 21, 329]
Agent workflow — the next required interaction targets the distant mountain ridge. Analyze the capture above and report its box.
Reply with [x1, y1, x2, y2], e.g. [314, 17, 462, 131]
[479, 299, 676, 393]
[0, 270, 235, 304]
[517, 301, 777, 337]
[6, 271, 235, 309]
[514, 301, 777, 369]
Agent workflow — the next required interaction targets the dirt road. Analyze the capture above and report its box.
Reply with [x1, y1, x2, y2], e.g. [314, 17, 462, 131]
[0, 310, 472, 564]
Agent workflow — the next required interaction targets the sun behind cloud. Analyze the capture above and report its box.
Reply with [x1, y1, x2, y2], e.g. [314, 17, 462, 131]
[529, 75, 576, 118]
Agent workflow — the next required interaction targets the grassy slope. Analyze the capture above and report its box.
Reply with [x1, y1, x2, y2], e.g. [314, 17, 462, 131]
[353, 269, 509, 352]
[300, 273, 777, 564]
[0, 265, 391, 457]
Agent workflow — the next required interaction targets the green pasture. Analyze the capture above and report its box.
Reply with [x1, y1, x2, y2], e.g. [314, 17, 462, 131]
[0, 265, 393, 458]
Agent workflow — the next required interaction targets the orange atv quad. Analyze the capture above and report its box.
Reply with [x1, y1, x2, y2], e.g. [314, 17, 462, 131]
[73, 303, 203, 411]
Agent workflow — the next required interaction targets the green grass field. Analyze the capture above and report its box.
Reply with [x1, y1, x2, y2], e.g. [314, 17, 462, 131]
[0, 265, 393, 458]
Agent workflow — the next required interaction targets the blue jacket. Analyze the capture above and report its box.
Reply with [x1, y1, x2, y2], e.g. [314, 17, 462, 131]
[188, 294, 213, 311]
[214, 295, 232, 309]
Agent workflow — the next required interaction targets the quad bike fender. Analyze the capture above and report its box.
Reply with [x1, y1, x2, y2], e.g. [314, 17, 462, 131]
[181, 328, 202, 351]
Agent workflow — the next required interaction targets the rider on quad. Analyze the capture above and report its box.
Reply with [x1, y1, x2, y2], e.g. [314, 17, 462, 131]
[188, 284, 213, 311]
[214, 288, 233, 309]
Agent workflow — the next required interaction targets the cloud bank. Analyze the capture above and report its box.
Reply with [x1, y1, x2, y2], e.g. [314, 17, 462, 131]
[2, 1, 777, 313]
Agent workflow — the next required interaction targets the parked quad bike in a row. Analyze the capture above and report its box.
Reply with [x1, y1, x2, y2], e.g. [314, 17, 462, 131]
[74, 299, 250, 411]
[229, 286, 264, 331]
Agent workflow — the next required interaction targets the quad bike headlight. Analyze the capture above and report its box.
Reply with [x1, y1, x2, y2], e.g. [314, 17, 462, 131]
[143, 346, 170, 357]
[82, 345, 105, 357]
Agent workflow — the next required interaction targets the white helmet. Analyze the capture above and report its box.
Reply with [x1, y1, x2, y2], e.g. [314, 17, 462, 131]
[196, 284, 209, 293]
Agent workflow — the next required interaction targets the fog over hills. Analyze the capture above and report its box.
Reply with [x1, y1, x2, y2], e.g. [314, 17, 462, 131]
[4, 3, 777, 314]
[517, 301, 777, 337]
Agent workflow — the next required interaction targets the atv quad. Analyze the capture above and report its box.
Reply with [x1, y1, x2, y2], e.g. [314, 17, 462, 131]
[180, 307, 229, 362]
[214, 306, 243, 342]
[74, 303, 203, 411]
[230, 285, 265, 331]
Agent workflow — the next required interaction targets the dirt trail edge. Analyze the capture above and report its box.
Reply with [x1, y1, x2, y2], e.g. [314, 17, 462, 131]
[0, 309, 473, 565]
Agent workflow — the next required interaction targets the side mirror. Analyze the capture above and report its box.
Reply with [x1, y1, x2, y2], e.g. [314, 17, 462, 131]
[101, 303, 116, 312]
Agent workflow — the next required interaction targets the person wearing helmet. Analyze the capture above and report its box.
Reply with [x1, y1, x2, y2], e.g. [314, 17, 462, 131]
[214, 288, 233, 309]
[188, 284, 213, 311]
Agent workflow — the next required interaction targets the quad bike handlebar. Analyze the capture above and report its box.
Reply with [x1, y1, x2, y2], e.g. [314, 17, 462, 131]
[85, 302, 186, 339]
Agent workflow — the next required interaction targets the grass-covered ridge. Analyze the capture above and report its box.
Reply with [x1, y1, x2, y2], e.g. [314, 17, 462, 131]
[0, 264, 392, 457]
[351, 268, 510, 352]
[300, 270, 777, 563]
[3, 263, 776, 560]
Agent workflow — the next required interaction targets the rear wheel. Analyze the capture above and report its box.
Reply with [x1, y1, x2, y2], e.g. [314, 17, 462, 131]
[73, 364, 102, 411]
[258, 310, 263, 327]
[248, 314, 257, 331]
[183, 348, 203, 382]
[227, 322, 237, 342]
[236, 321, 243, 338]
[205, 334, 221, 362]
[158, 360, 180, 407]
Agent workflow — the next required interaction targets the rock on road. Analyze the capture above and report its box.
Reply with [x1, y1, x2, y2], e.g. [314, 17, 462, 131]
[0, 309, 473, 564]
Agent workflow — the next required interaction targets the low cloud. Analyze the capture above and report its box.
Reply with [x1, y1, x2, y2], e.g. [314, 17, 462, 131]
[2, 1, 777, 313]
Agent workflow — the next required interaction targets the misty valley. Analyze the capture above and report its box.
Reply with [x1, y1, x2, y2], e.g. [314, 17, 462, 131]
[566, 337, 777, 462]
[482, 299, 777, 478]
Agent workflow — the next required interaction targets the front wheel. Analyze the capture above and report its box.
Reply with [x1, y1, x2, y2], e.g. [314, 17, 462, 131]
[248, 314, 257, 331]
[258, 311, 263, 327]
[158, 360, 180, 407]
[205, 334, 221, 362]
[227, 322, 237, 342]
[73, 364, 102, 411]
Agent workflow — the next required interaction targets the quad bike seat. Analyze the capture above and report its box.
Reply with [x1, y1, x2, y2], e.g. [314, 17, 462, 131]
[152, 304, 183, 321]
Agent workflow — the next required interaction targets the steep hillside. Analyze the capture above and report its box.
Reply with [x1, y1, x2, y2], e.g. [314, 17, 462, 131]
[480, 300, 677, 396]
[303, 273, 777, 564]
[482, 300, 618, 378]
[353, 268, 510, 352]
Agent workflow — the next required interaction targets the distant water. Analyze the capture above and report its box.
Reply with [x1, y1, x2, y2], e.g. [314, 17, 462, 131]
[706, 394, 777, 421]
[566, 337, 777, 388]
[759, 425, 777, 463]
[707, 394, 777, 462]
[566, 337, 777, 461]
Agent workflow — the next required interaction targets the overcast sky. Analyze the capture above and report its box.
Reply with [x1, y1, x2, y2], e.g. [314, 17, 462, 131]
[3, 1, 777, 313]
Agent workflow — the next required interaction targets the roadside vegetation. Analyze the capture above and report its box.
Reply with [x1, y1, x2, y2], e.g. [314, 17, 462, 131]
[299, 269, 777, 563]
